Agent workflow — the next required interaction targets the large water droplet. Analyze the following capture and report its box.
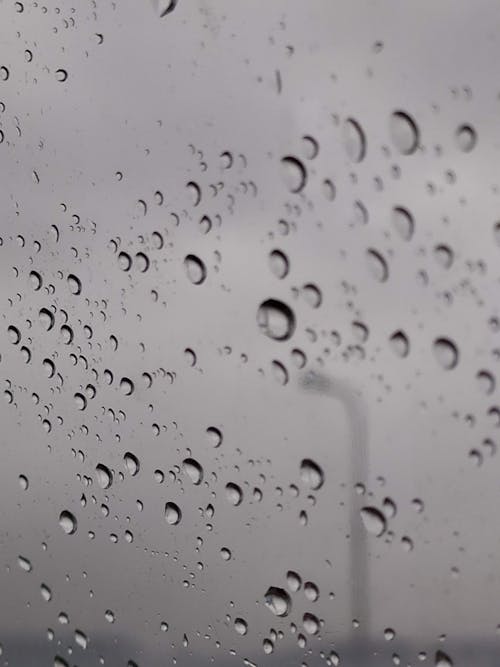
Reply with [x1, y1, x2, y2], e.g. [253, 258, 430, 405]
[281, 156, 307, 193]
[165, 502, 181, 525]
[124, 452, 140, 476]
[300, 459, 324, 490]
[96, 464, 113, 489]
[59, 510, 77, 535]
[360, 506, 386, 536]
[390, 111, 419, 155]
[433, 337, 459, 370]
[264, 586, 291, 617]
[184, 254, 206, 285]
[343, 118, 366, 162]
[182, 458, 203, 485]
[257, 299, 295, 341]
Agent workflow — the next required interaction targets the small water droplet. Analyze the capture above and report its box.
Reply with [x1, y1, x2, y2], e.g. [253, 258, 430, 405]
[433, 337, 459, 370]
[257, 299, 295, 341]
[184, 254, 206, 285]
[59, 510, 77, 535]
[390, 111, 419, 155]
[264, 586, 291, 617]
[360, 506, 386, 536]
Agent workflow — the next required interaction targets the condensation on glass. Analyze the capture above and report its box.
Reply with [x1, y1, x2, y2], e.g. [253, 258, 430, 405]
[0, 1, 498, 666]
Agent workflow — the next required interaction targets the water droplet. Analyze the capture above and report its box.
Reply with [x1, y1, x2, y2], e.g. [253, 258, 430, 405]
[165, 502, 181, 525]
[234, 618, 248, 635]
[392, 206, 414, 241]
[433, 244, 453, 269]
[74, 393, 87, 411]
[105, 609, 115, 623]
[384, 628, 395, 641]
[269, 249, 289, 279]
[182, 458, 203, 485]
[257, 299, 295, 341]
[74, 629, 88, 649]
[55, 68, 68, 82]
[96, 464, 112, 489]
[366, 249, 389, 282]
[390, 111, 419, 155]
[59, 510, 77, 535]
[343, 118, 366, 162]
[220, 547, 232, 561]
[18, 474, 28, 490]
[124, 452, 140, 476]
[206, 426, 222, 447]
[389, 330, 409, 358]
[304, 581, 319, 602]
[154, 0, 179, 16]
[120, 377, 134, 395]
[39, 308, 55, 331]
[281, 156, 307, 193]
[29, 271, 42, 291]
[435, 650, 453, 667]
[303, 612, 320, 635]
[186, 181, 202, 206]
[477, 370, 495, 395]
[300, 459, 324, 490]
[271, 360, 288, 386]
[67, 274, 81, 295]
[433, 337, 459, 370]
[118, 252, 132, 271]
[40, 583, 52, 601]
[360, 506, 386, 536]
[18, 555, 32, 572]
[225, 483, 243, 506]
[286, 571, 302, 592]
[302, 283, 322, 308]
[184, 254, 206, 285]
[7, 325, 21, 344]
[264, 586, 291, 617]
[455, 124, 476, 152]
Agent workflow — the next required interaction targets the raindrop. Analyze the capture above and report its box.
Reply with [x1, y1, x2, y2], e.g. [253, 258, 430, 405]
[186, 181, 202, 206]
[300, 459, 324, 490]
[477, 370, 495, 395]
[154, 0, 179, 17]
[302, 283, 322, 308]
[18, 555, 32, 572]
[234, 618, 248, 635]
[165, 502, 181, 525]
[124, 452, 140, 476]
[281, 156, 307, 193]
[39, 308, 55, 331]
[455, 124, 476, 152]
[303, 613, 320, 635]
[257, 299, 295, 341]
[206, 426, 222, 447]
[366, 249, 389, 282]
[182, 458, 203, 485]
[67, 274, 81, 295]
[120, 377, 134, 395]
[304, 581, 319, 602]
[343, 118, 366, 162]
[392, 206, 414, 241]
[74, 629, 88, 649]
[40, 583, 52, 601]
[264, 586, 292, 617]
[360, 506, 387, 536]
[74, 393, 87, 411]
[389, 330, 409, 358]
[29, 271, 42, 291]
[433, 244, 454, 269]
[269, 249, 289, 279]
[390, 111, 419, 155]
[96, 464, 113, 489]
[118, 252, 132, 271]
[433, 338, 459, 370]
[435, 650, 453, 667]
[55, 68, 68, 82]
[225, 482, 243, 506]
[286, 571, 302, 592]
[184, 254, 206, 285]
[59, 510, 77, 535]
[7, 325, 21, 344]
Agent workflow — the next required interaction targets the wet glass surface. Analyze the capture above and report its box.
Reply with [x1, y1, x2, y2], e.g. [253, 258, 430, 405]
[1, 1, 500, 665]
